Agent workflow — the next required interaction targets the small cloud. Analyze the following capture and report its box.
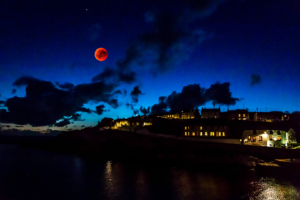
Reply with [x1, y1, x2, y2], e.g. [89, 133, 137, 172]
[55, 82, 74, 90]
[12, 89, 16, 94]
[95, 104, 107, 115]
[130, 86, 144, 103]
[140, 106, 150, 116]
[113, 90, 122, 95]
[250, 74, 261, 86]
[54, 119, 71, 127]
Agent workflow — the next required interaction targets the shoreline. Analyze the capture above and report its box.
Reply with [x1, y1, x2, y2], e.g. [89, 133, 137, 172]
[1, 129, 299, 173]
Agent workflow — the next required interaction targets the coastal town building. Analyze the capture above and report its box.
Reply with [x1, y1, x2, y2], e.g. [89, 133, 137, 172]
[159, 112, 180, 119]
[114, 118, 129, 129]
[109, 107, 299, 148]
[181, 109, 199, 119]
[226, 109, 250, 120]
[182, 119, 228, 138]
[201, 107, 220, 119]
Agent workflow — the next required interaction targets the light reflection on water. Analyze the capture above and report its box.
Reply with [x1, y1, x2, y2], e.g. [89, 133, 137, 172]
[135, 169, 150, 200]
[247, 177, 299, 200]
[0, 144, 300, 200]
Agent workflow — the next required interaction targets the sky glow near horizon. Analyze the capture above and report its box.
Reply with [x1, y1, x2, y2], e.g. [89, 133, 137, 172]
[0, 0, 300, 131]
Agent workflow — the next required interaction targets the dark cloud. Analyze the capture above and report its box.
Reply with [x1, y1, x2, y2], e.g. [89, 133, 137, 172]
[92, 68, 115, 83]
[96, 105, 106, 115]
[113, 90, 122, 95]
[185, 0, 226, 16]
[204, 82, 239, 105]
[76, 107, 93, 113]
[12, 89, 16, 94]
[90, 0, 223, 84]
[151, 96, 168, 114]
[166, 84, 206, 112]
[130, 86, 143, 103]
[126, 103, 139, 115]
[140, 106, 150, 116]
[0, 76, 118, 126]
[126, 103, 133, 108]
[15, 125, 23, 127]
[115, 0, 224, 75]
[0, 101, 5, 105]
[250, 74, 262, 86]
[54, 119, 71, 127]
[81, 125, 85, 127]
[5, 125, 11, 128]
[92, 67, 136, 84]
[151, 82, 240, 113]
[117, 45, 143, 70]
[118, 71, 136, 84]
[68, 113, 84, 121]
[133, 109, 139, 115]
[124, 89, 127, 96]
[55, 82, 74, 90]
[108, 99, 119, 109]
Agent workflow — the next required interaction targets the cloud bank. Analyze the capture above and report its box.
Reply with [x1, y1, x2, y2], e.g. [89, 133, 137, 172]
[151, 82, 240, 114]
[0, 76, 119, 126]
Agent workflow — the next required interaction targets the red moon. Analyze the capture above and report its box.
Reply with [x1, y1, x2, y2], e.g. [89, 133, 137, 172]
[95, 48, 108, 61]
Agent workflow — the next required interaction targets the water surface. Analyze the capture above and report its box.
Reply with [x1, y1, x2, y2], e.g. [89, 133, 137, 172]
[0, 144, 299, 199]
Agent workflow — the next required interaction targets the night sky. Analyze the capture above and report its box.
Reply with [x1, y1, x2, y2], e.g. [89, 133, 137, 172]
[0, 0, 300, 131]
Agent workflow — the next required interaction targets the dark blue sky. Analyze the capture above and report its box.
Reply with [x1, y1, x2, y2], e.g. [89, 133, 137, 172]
[0, 0, 300, 131]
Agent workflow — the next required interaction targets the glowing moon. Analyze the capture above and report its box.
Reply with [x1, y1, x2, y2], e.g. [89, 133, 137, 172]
[95, 48, 108, 61]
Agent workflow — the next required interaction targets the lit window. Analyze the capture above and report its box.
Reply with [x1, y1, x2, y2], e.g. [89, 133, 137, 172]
[192, 132, 195, 136]
[188, 126, 190, 130]
[243, 114, 245, 117]
[277, 136, 281, 141]
[205, 132, 208, 136]
[269, 136, 273, 140]
[248, 136, 251, 140]
[216, 132, 218, 136]
[210, 132, 215, 136]
[252, 137, 256, 142]
[188, 132, 190, 136]
[215, 116, 217, 118]
[185, 132, 187, 136]
[136, 122, 139, 126]
[222, 132, 225, 136]
[185, 126, 187, 130]
[200, 126, 202, 130]
[200, 132, 202, 136]
[259, 136, 262, 141]
[239, 114, 241, 117]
